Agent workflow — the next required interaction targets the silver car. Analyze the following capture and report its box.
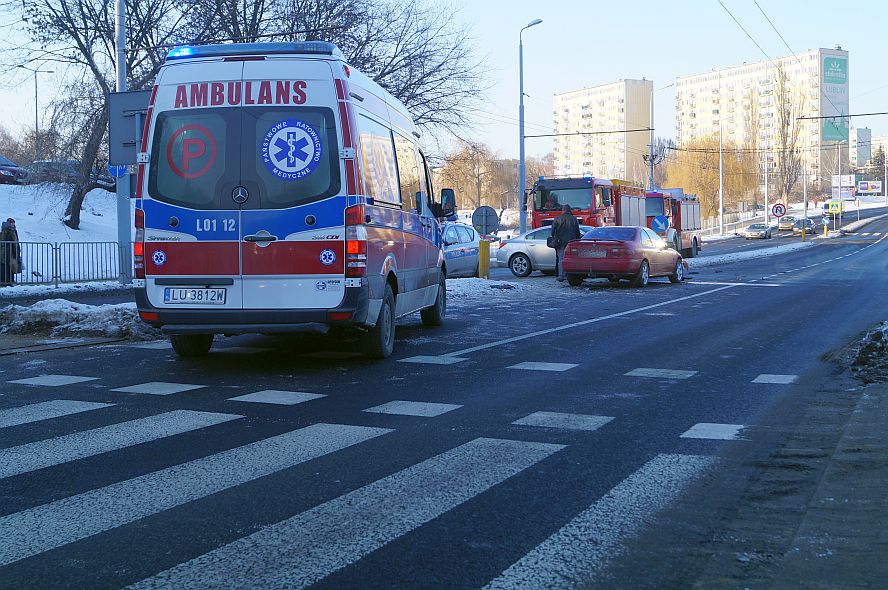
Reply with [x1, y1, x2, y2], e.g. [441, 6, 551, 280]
[443, 222, 481, 278]
[496, 225, 592, 277]
[742, 223, 772, 239]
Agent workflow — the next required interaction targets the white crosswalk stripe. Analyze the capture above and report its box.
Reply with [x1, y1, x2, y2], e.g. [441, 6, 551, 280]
[0, 400, 113, 429]
[128, 437, 564, 590]
[0, 410, 240, 480]
[0, 423, 391, 567]
[483, 454, 715, 589]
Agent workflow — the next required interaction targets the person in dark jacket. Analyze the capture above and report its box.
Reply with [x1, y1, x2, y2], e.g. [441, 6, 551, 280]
[551, 204, 580, 281]
[0, 218, 22, 287]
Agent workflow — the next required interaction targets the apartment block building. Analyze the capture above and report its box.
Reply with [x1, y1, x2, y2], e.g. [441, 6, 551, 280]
[850, 127, 871, 168]
[675, 48, 849, 191]
[552, 79, 652, 184]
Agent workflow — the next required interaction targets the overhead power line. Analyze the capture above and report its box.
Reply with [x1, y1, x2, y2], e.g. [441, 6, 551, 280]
[525, 128, 652, 139]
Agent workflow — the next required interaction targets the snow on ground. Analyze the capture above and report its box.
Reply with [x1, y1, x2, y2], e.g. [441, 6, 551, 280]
[0, 183, 127, 244]
[689, 241, 816, 268]
[0, 298, 160, 340]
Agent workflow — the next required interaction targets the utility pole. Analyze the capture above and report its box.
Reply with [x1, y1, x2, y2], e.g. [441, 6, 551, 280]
[802, 162, 808, 242]
[115, 0, 132, 285]
[718, 123, 724, 235]
[764, 151, 769, 226]
[517, 19, 542, 235]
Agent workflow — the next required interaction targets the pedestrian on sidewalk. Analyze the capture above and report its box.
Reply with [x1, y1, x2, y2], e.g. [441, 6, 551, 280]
[551, 204, 580, 282]
[0, 218, 22, 287]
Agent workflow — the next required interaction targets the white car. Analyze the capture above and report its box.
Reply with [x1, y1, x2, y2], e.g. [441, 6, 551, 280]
[496, 225, 592, 277]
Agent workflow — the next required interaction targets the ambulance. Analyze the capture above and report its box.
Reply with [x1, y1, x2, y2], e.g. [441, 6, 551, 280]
[133, 42, 455, 358]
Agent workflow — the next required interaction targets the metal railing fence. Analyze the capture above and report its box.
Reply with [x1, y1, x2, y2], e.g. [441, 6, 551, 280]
[1, 241, 124, 287]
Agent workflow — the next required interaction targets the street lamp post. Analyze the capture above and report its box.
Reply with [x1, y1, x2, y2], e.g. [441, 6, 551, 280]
[518, 18, 542, 235]
[17, 66, 54, 163]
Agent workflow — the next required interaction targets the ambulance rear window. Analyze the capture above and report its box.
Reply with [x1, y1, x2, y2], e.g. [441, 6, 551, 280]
[148, 107, 340, 210]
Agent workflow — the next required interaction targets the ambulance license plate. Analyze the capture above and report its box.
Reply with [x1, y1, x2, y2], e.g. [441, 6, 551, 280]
[164, 287, 227, 305]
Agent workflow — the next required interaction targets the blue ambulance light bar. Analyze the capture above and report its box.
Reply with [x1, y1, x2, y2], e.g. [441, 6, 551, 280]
[165, 41, 340, 61]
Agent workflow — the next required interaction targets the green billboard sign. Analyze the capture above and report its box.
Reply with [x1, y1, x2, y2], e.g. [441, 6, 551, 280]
[823, 57, 847, 85]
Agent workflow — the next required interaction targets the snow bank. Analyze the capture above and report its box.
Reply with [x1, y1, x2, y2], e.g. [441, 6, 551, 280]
[840, 213, 888, 233]
[0, 299, 160, 340]
[0, 184, 127, 244]
[689, 241, 816, 268]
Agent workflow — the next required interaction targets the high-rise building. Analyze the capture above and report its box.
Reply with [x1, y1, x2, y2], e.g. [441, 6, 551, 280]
[675, 48, 849, 192]
[552, 79, 652, 184]
[850, 127, 871, 168]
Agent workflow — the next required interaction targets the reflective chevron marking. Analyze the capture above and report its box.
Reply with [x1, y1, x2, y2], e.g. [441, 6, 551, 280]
[0, 423, 391, 567]
[128, 437, 564, 590]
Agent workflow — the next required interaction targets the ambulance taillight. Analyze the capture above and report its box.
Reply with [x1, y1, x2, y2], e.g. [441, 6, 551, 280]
[134, 208, 145, 279]
[344, 205, 367, 278]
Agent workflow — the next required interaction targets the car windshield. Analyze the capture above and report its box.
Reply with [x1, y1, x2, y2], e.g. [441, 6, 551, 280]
[534, 187, 593, 211]
[0, 155, 15, 166]
[748, 224, 766, 230]
[582, 227, 636, 241]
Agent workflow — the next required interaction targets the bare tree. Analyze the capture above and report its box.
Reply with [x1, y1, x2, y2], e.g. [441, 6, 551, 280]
[772, 64, 805, 201]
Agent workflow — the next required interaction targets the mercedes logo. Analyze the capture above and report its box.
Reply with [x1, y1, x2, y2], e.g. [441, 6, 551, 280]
[232, 186, 250, 204]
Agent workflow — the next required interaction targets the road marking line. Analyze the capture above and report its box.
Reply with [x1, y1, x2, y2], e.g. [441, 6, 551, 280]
[508, 362, 578, 372]
[680, 423, 746, 440]
[625, 368, 697, 380]
[483, 454, 715, 589]
[228, 390, 326, 405]
[214, 346, 272, 354]
[0, 410, 241, 480]
[363, 400, 462, 417]
[398, 355, 468, 365]
[128, 438, 564, 590]
[0, 423, 391, 567]
[752, 374, 798, 384]
[644, 312, 676, 316]
[0, 400, 114, 429]
[8, 374, 99, 387]
[111, 382, 206, 396]
[442, 285, 738, 357]
[513, 412, 614, 431]
[130, 341, 172, 350]
[689, 281, 782, 287]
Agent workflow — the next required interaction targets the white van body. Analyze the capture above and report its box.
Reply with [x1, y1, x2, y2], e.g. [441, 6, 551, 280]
[133, 42, 450, 358]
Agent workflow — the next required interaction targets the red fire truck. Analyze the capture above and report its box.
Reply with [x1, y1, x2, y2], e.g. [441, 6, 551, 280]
[644, 188, 703, 258]
[530, 176, 645, 230]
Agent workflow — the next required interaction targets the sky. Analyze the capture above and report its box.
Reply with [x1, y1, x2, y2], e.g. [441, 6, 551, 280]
[1, 0, 887, 163]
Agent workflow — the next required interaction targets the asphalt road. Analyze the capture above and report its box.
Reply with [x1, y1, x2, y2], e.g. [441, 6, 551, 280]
[1, 216, 887, 588]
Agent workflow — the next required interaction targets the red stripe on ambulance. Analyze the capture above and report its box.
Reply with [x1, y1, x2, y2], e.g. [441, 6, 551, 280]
[242, 241, 344, 275]
[146, 242, 239, 275]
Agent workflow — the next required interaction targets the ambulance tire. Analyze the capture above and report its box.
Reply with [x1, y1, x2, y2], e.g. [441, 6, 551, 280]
[361, 284, 395, 359]
[421, 274, 447, 327]
[170, 334, 213, 357]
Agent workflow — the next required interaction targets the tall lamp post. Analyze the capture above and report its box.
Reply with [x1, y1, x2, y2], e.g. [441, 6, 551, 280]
[518, 18, 542, 234]
[17, 65, 55, 163]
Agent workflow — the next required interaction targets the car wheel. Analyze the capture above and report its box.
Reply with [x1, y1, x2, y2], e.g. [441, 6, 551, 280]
[567, 274, 583, 287]
[170, 334, 213, 358]
[631, 260, 650, 288]
[420, 274, 446, 327]
[669, 259, 684, 283]
[509, 253, 532, 277]
[690, 239, 698, 258]
[361, 283, 395, 359]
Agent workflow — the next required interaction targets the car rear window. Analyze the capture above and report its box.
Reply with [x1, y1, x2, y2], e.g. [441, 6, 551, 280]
[148, 107, 340, 210]
[582, 227, 637, 241]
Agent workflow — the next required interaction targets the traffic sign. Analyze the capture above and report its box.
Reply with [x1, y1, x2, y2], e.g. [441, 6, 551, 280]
[771, 203, 786, 218]
[651, 215, 669, 233]
[107, 164, 127, 179]
[471, 206, 499, 235]
[822, 217, 829, 226]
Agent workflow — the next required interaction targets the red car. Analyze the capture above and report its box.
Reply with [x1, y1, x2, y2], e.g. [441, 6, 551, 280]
[562, 226, 686, 287]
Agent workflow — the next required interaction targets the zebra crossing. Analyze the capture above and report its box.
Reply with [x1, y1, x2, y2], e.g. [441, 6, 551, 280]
[0, 388, 735, 588]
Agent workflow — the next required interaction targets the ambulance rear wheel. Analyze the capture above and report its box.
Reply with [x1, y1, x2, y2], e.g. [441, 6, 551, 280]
[361, 284, 395, 359]
[170, 334, 213, 357]
[421, 274, 446, 327]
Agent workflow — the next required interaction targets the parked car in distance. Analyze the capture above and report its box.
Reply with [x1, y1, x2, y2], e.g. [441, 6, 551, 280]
[778, 215, 797, 230]
[0, 155, 29, 184]
[562, 226, 686, 288]
[28, 159, 115, 188]
[742, 223, 772, 239]
[792, 218, 816, 235]
[496, 225, 593, 277]
[443, 222, 481, 278]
